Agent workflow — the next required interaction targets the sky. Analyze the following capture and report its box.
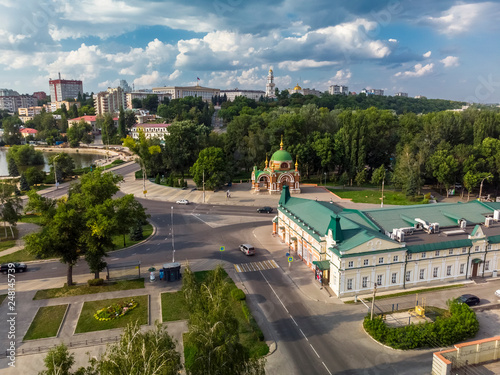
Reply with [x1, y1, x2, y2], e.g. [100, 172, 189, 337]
[1, 0, 500, 103]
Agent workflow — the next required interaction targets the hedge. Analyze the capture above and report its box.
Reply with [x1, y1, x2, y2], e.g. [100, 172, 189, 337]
[363, 300, 479, 350]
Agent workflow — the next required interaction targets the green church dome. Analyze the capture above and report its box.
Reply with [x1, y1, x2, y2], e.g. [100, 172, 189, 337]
[271, 149, 293, 162]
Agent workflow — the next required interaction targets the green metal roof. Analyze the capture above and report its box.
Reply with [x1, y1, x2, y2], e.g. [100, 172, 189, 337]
[313, 260, 330, 270]
[270, 149, 293, 162]
[406, 239, 472, 253]
[361, 200, 494, 232]
[487, 235, 500, 244]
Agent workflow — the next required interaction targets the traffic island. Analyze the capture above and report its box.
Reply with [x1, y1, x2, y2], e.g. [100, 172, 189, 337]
[23, 304, 68, 340]
[75, 295, 149, 333]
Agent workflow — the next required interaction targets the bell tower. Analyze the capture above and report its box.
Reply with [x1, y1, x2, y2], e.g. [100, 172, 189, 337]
[266, 68, 276, 98]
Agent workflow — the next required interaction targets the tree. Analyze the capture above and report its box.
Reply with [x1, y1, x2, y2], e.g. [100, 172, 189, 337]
[114, 194, 148, 247]
[7, 157, 18, 177]
[19, 173, 29, 191]
[50, 153, 75, 180]
[0, 181, 22, 238]
[132, 98, 142, 109]
[371, 165, 387, 187]
[39, 343, 75, 375]
[2, 116, 23, 145]
[24, 166, 45, 186]
[125, 110, 137, 129]
[142, 94, 159, 113]
[190, 147, 228, 190]
[7, 144, 44, 167]
[118, 106, 127, 138]
[67, 119, 92, 147]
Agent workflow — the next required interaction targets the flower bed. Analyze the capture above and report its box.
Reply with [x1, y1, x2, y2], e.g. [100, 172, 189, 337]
[94, 299, 138, 321]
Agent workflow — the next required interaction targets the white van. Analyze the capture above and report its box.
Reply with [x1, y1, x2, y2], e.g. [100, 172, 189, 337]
[239, 244, 255, 256]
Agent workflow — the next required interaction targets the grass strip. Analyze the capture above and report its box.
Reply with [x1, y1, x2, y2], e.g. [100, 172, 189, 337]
[0, 294, 6, 305]
[161, 291, 189, 322]
[34, 278, 145, 300]
[328, 188, 426, 205]
[0, 249, 39, 263]
[75, 295, 148, 333]
[23, 304, 67, 340]
[344, 284, 465, 304]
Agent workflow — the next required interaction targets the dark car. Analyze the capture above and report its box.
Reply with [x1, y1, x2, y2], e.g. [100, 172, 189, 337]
[457, 294, 480, 306]
[257, 206, 273, 214]
[1, 262, 28, 274]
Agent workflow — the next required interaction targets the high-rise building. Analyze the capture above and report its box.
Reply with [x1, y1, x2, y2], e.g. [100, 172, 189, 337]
[0, 89, 37, 113]
[94, 87, 126, 115]
[395, 92, 408, 97]
[266, 68, 276, 98]
[49, 73, 83, 102]
[329, 85, 349, 95]
[119, 80, 132, 93]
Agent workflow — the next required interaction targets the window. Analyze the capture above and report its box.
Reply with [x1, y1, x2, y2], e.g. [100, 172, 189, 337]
[435, 251, 440, 256]
[391, 273, 397, 284]
[462, 247, 467, 254]
[487, 244, 492, 251]
[407, 253, 412, 260]
[447, 265, 452, 276]
[449, 249, 453, 255]
[378, 257, 384, 264]
[475, 246, 480, 252]
[347, 279, 353, 290]
[485, 261, 490, 271]
[421, 252, 426, 258]
[393, 255, 399, 262]
[433, 267, 439, 278]
[406, 271, 411, 282]
[362, 276, 368, 288]
[377, 275, 383, 286]
[419, 269, 425, 279]
[460, 264, 465, 274]
[363, 259, 369, 266]
[348, 261, 353, 268]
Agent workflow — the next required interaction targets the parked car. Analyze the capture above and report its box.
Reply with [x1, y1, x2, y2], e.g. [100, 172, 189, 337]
[1, 262, 28, 274]
[495, 289, 500, 299]
[239, 244, 255, 256]
[456, 294, 480, 306]
[176, 199, 189, 205]
[257, 206, 273, 213]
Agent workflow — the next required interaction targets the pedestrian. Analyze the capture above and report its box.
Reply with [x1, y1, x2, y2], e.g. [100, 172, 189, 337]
[159, 269, 164, 281]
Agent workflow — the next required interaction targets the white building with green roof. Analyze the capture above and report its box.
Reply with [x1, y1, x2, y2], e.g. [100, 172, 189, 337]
[276, 186, 500, 298]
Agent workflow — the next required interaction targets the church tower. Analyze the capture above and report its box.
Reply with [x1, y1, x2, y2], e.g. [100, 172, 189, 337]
[266, 68, 275, 98]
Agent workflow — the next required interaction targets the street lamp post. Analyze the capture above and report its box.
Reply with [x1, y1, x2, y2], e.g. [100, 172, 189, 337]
[479, 175, 492, 202]
[171, 206, 175, 263]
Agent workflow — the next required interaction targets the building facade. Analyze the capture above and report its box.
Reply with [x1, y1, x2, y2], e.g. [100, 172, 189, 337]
[395, 92, 408, 97]
[68, 115, 118, 133]
[94, 87, 127, 115]
[0, 95, 37, 113]
[288, 84, 322, 97]
[130, 123, 171, 140]
[329, 85, 349, 95]
[361, 88, 384, 96]
[49, 74, 83, 102]
[220, 89, 265, 101]
[251, 138, 300, 194]
[152, 85, 219, 102]
[276, 190, 500, 298]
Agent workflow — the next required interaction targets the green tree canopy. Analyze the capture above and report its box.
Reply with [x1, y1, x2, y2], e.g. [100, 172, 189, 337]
[190, 147, 228, 190]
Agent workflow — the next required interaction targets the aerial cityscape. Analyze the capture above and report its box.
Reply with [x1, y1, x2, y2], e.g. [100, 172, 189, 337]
[1, 1, 500, 374]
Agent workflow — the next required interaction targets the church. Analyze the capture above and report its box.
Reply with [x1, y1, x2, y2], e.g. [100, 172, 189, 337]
[251, 137, 301, 194]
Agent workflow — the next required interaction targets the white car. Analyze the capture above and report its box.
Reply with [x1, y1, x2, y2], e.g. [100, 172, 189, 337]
[176, 199, 189, 205]
[495, 289, 500, 299]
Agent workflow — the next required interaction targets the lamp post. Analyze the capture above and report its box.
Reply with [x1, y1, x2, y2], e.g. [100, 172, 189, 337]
[478, 175, 492, 202]
[53, 154, 61, 189]
[171, 206, 175, 263]
[324, 172, 327, 187]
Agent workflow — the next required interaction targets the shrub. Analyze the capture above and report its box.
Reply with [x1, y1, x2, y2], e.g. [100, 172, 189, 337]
[231, 288, 246, 301]
[241, 301, 251, 322]
[155, 174, 160, 184]
[87, 278, 104, 286]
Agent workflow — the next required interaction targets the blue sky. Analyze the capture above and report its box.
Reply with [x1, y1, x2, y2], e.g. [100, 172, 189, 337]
[1, 0, 500, 103]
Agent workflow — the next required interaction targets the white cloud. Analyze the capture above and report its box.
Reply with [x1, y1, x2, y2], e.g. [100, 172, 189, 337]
[133, 71, 161, 88]
[426, 2, 500, 35]
[440, 55, 459, 68]
[168, 70, 181, 81]
[388, 39, 397, 43]
[423, 51, 431, 58]
[395, 63, 434, 78]
[327, 69, 352, 85]
[278, 59, 337, 71]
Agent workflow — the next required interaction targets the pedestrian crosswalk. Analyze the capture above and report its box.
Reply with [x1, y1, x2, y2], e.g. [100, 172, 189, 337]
[234, 260, 279, 273]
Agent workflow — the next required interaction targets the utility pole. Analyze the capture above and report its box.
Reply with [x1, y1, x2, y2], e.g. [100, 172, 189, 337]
[171, 206, 175, 262]
[370, 284, 377, 320]
[202, 169, 205, 203]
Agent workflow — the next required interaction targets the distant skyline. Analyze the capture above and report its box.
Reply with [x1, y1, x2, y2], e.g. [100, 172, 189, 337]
[1, 0, 500, 103]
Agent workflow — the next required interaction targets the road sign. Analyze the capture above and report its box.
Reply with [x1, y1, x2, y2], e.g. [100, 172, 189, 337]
[286, 252, 290, 257]
[288, 256, 293, 262]
[220, 246, 225, 252]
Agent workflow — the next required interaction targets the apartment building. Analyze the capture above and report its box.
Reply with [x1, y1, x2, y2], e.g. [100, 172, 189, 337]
[329, 85, 349, 95]
[49, 74, 83, 102]
[94, 87, 126, 116]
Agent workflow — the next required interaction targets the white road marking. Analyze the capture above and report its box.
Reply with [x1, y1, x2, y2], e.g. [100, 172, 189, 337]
[300, 329, 308, 341]
[322, 362, 332, 375]
[111, 258, 119, 261]
[310, 344, 320, 358]
[290, 316, 298, 326]
[146, 248, 150, 251]
[259, 270, 289, 314]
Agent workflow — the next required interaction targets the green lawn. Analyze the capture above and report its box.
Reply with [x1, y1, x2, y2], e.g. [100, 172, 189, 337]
[161, 291, 189, 322]
[0, 294, 6, 305]
[75, 295, 148, 333]
[329, 188, 426, 205]
[23, 305, 68, 340]
[0, 238, 17, 253]
[34, 278, 145, 300]
[0, 248, 39, 263]
[111, 224, 153, 250]
[19, 215, 44, 225]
